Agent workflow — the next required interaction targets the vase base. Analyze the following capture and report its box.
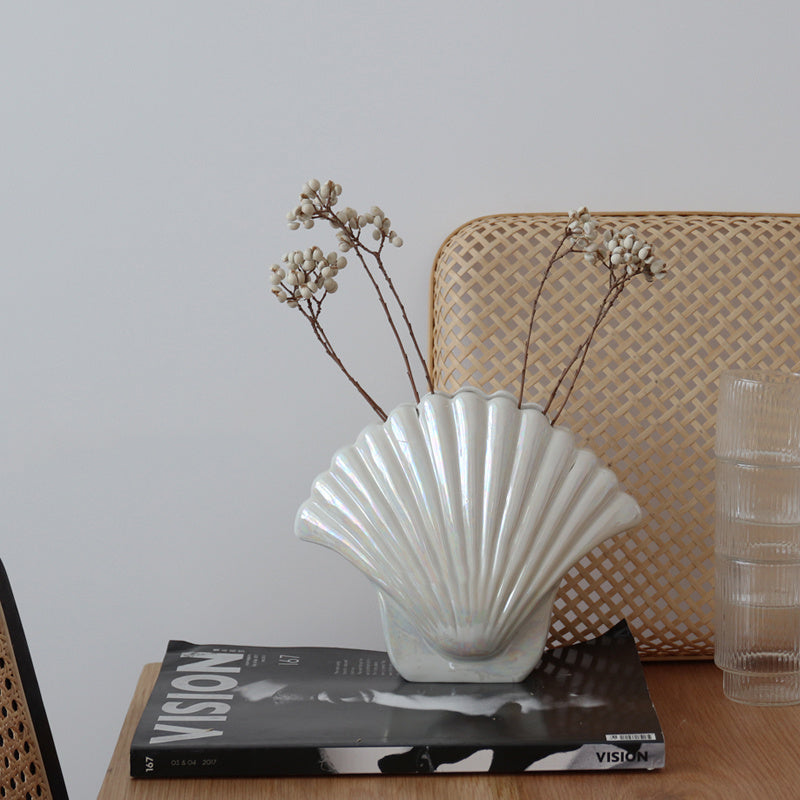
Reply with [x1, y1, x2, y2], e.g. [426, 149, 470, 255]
[378, 590, 557, 682]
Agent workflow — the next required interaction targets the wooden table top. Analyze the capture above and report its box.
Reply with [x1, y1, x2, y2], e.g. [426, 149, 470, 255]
[98, 660, 800, 800]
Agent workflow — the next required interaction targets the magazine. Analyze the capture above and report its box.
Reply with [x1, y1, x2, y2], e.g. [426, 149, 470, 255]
[130, 620, 664, 777]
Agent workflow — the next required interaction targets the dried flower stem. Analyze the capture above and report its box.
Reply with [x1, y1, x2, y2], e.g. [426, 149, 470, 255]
[296, 301, 388, 421]
[517, 232, 574, 408]
[348, 240, 422, 403]
[543, 274, 628, 424]
[371, 237, 434, 395]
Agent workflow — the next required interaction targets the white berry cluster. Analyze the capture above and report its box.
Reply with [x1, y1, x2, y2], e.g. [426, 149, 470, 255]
[286, 179, 343, 230]
[567, 209, 666, 280]
[270, 247, 347, 308]
[332, 205, 403, 252]
[285, 178, 403, 252]
[566, 207, 600, 248]
[602, 227, 666, 279]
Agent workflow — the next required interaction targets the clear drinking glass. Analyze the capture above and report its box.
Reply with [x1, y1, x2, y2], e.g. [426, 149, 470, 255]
[714, 369, 800, 705]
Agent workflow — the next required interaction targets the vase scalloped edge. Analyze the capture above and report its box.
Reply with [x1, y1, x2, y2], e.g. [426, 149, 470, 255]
[295, 386, 643, 682]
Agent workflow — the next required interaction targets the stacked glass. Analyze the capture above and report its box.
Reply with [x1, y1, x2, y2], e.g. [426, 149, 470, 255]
[714, 370, 800, 705]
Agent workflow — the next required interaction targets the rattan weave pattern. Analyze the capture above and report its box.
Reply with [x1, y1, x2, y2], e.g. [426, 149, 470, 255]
[429, 212, 800, 660]
[0, 602, 52, 800]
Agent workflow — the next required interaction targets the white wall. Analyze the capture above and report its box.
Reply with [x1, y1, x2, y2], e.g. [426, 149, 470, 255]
[2, 1, 799, 796]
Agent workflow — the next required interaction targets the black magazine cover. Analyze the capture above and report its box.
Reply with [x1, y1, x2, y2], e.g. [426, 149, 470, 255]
[130, 620, 664, 778]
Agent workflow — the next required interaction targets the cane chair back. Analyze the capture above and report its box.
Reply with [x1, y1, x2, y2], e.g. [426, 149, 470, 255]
[429, 212, 800, 659]
[0, 559, 68, 799]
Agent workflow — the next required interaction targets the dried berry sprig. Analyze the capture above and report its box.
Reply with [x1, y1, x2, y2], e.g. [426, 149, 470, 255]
[290, 180, 430, 401]
[519, 208, 667, 422]
[273, 179, 432, 418]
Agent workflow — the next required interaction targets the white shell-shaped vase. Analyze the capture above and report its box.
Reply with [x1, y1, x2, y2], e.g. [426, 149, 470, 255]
[295, 387, 643, 682]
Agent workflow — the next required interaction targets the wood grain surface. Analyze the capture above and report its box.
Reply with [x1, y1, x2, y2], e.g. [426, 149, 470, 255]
[98, 661, 800, 800]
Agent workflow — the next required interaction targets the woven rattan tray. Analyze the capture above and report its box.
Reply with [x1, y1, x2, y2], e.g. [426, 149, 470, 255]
[429, 212, 800, 660]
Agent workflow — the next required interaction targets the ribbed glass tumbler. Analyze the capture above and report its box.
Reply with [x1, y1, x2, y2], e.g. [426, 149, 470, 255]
[714, 369, 800, 705]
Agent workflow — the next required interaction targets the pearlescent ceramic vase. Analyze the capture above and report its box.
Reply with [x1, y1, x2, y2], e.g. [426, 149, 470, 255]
[295, 387, 643, 682]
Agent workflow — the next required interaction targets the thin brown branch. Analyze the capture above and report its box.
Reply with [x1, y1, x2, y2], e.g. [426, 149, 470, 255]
[351, 245, 421, 402]
[295, 302, 388, 421]
[369, 241, 433, 393]
[517, 232, 574, 408]
[545, 271, 630, 424]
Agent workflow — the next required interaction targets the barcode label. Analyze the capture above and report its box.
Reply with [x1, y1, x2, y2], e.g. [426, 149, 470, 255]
[605, 733, 657, 742]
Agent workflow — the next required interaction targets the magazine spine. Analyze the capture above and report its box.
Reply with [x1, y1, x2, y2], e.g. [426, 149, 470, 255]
[130, 741, 666, 778]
